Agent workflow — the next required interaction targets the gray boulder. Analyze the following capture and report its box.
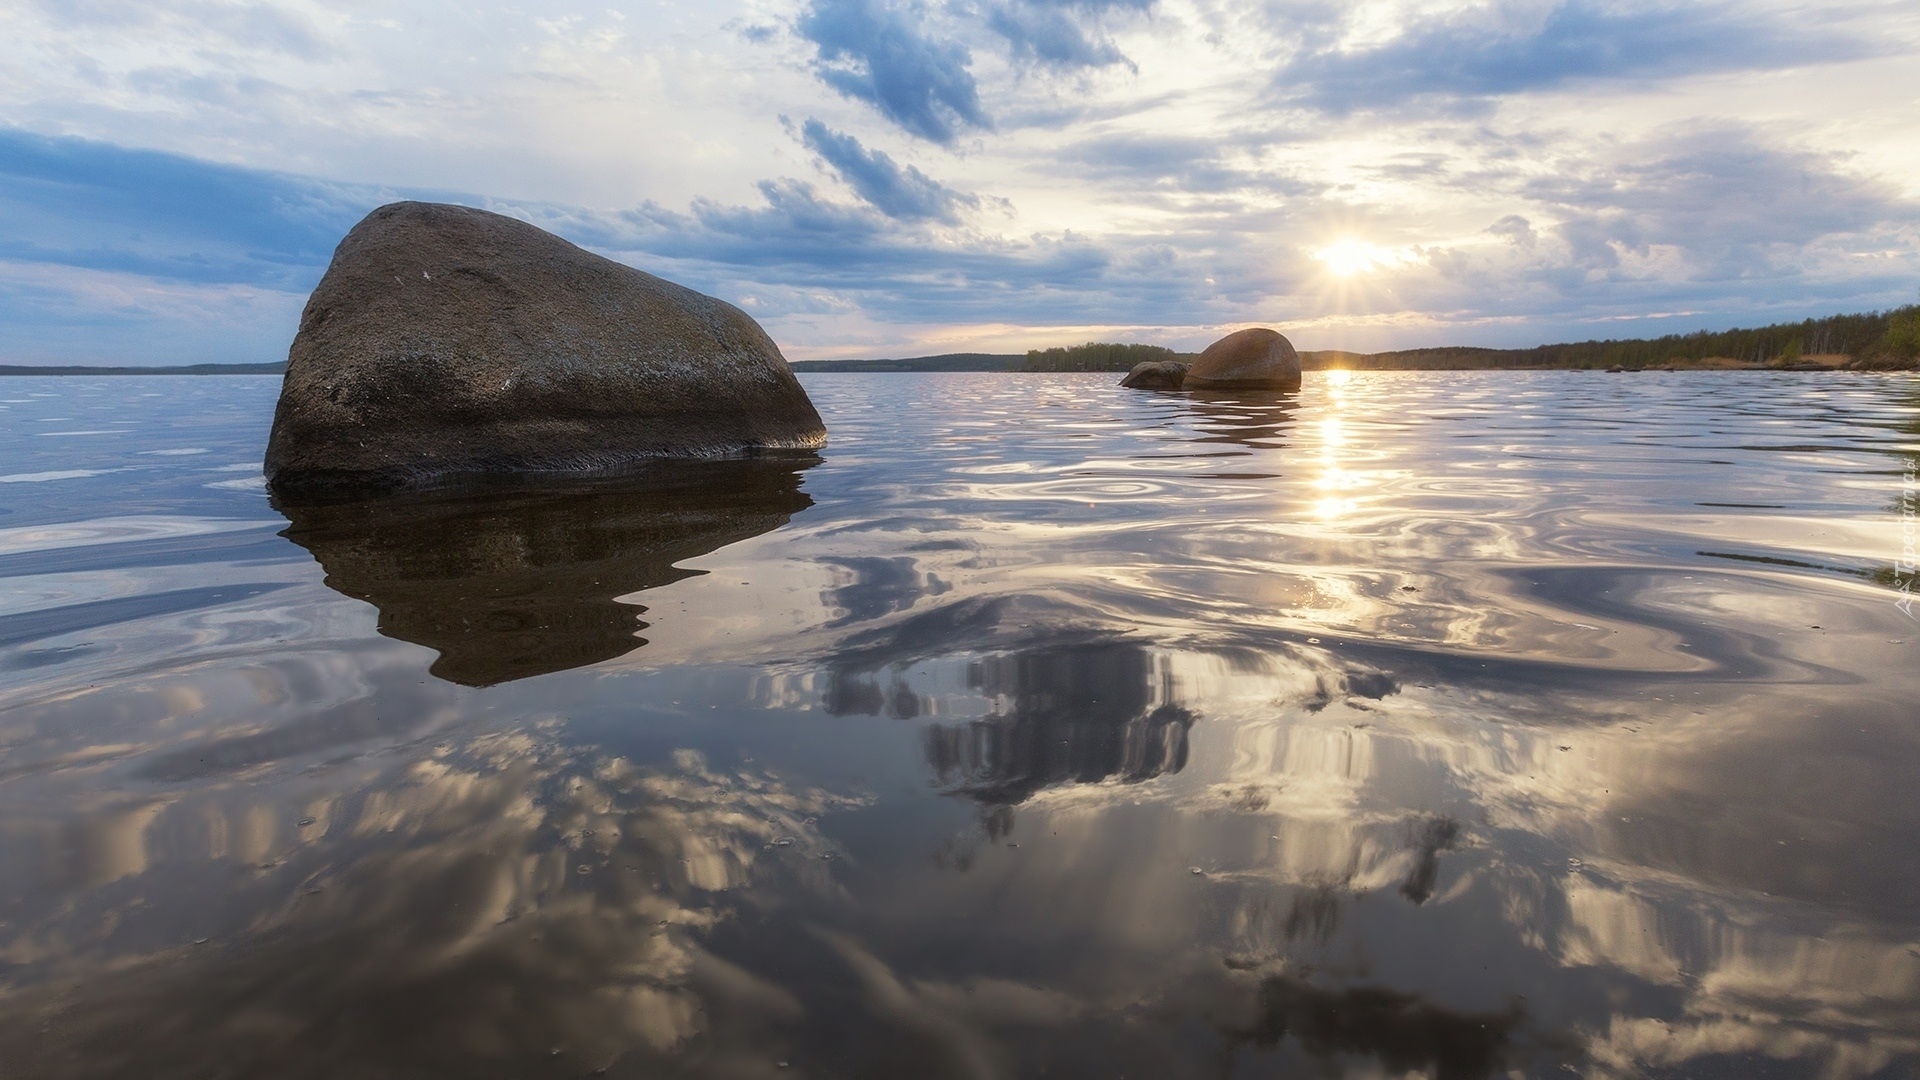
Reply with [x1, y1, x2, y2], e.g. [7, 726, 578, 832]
[1120, 360, 1189, 390]
[264, 202, 825, 496]
[1183, 328, 1301, 391]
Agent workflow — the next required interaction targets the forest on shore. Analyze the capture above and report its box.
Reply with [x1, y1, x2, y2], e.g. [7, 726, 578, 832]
[1014, 303, 1920, 373]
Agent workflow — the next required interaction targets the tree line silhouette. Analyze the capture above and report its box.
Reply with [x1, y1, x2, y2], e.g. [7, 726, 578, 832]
[1019, 303, 1920, 372]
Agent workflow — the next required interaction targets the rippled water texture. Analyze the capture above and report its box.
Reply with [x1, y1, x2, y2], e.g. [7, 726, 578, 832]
[2, 371, 1918, 1079]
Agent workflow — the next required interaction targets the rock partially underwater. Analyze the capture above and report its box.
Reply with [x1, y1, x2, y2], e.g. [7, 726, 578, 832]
[1120, 360, 1190, 390]
[264, 201, 825, 496]
[274, 458, 815, 686]
[1183, 328, 1301, 391]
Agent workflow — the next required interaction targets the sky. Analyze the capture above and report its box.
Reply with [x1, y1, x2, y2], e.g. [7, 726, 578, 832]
[0, 0, 1917, 364]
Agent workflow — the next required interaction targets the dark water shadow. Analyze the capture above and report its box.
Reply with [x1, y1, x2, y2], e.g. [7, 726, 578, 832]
[1220, 973, 1533, 1080]
[812, 588, 1198, 802]
[275, 457, 816, 686]
[923, 641, 1194, 804]
[1181, 390, 1300, 450]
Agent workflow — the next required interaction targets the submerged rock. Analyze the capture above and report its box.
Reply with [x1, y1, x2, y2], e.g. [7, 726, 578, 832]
[1120, 360, 1190, 391]
[1183, 328, 1301, 391]
[264, 202, 825, 497]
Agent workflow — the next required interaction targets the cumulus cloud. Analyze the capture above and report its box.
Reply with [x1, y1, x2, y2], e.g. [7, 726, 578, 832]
[687, 178, 891, 252]
[1524, 126, 1914, 279]
[1060, 132, 1321, 200]
[796, 0, 991, 143]
[1, 0, 1917, 361]
[0, 130, 388, 362]
[1308, 123, 1920, 338]
[1275, 1, 1871, 112]
[0, 129, 382, 288]
[985, 0, 1152, 70]
[800, 119, 980, 222]
[8, 115, 1919, 363]
[0, 128, 1174, 359]
[601, 189, 1134, 322]
[1486, 214, 1537, 248]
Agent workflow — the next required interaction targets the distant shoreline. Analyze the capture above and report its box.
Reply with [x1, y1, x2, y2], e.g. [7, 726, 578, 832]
[7, 303, 1914, 375]
[790, 352, 1888, 373]
[790, 353, 1024, 372]
[3, 356, 1901, 376]
[0, 362, 287, 376]
[796, 306, 1920, 373]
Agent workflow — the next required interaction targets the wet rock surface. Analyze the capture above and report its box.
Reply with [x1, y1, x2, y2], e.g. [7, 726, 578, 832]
[264, 202, 825, 497]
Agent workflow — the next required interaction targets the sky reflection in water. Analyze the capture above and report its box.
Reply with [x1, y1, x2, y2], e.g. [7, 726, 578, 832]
[0, 371, 1917, 1079]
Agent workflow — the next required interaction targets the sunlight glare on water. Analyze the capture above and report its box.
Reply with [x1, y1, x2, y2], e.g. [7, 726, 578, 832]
[0, 370, 1917, 1079]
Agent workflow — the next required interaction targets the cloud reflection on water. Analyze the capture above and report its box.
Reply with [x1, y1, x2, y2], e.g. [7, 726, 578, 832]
[0, 732, 862, 1077]
[3, 373, 1919, 1077]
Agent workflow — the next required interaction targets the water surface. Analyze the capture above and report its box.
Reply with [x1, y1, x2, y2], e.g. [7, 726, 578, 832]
[1, 371, 1917, 1079]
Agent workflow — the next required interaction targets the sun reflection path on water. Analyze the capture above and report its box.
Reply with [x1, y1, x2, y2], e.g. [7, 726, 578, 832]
[3, 372, 1920, 1079]
[1312, 369, 1362, 520]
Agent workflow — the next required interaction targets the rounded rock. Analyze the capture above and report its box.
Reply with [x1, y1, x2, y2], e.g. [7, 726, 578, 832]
[1119, 360, 1189, 391]
[1183, 328, 1301, 391]
[264, 202, 825, 497]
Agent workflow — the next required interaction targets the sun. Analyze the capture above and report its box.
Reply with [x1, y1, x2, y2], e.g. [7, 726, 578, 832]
[1315, 238, 1394, 277]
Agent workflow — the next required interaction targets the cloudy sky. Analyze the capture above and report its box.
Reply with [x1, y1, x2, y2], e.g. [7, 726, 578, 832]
[1, 0, 1917, 364]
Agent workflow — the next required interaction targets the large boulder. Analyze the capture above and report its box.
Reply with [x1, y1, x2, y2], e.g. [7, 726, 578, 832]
[1183, 328, 1301, 391]
[264, 202, 825, 496]
[1119, 360, 1189, 390]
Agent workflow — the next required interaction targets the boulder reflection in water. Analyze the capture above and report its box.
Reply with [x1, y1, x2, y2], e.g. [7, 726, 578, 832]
[275, 457, 815, 686]
[925, 642, 1194, 803]
[1183, 390, 1298, 450]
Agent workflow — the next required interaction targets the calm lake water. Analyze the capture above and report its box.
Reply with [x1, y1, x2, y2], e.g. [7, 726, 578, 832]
[1, 371, 1918, 1079]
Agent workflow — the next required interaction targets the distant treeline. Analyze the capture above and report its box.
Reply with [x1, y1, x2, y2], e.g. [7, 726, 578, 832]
[1315, 304, 1920, 370]
[1013, 304, 1920, 373]
[790, 353, 1023, 372]
[1020, 342, 1192, 371]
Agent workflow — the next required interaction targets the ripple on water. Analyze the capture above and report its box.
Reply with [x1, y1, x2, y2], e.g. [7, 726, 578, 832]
[0, 371, 1917, 1079]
